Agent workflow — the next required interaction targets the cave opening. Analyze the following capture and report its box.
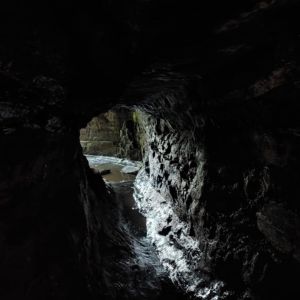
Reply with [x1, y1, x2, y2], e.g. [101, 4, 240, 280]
[79, 106, 205, 299]
[79, 107, 180, 299]
[79, 107, 143, 182]
[77, 101, 225, 300]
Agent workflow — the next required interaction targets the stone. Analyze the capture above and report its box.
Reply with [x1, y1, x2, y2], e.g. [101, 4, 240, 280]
[257, 202, 300, 262]
[99, 169, 111, 176]
[121, 166, 140, 175]
[80, 109, 143, 160]
[158, 226, 172, 236]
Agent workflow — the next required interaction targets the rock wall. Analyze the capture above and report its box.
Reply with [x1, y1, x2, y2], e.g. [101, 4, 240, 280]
[80, 110, 121, 156]
[119, 110, 147, 161]
[80, 109, 143, 160]
[134, 106, 300, 299]
[0, 121, 104, 299]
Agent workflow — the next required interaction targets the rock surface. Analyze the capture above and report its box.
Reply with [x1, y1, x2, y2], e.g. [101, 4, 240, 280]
[80, 109, 142, 159]
[100, 169, 112, 176]
[121, 166, 140, 175]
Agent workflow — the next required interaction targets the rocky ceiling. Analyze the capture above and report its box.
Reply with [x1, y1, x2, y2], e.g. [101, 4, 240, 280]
[1, 1, 299, 124]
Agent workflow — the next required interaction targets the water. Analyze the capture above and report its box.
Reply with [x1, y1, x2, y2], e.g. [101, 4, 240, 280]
[85, 155, 141, 182]
[85, 155, 186, 299]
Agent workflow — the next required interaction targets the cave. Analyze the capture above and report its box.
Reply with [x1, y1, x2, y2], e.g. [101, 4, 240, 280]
[1, 1, 300, 300]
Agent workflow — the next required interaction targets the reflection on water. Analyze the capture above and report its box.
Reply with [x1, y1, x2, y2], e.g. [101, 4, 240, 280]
[97, 163, 135, 182]
[85, 155, 187, 299]
[85, 155, 141, 183]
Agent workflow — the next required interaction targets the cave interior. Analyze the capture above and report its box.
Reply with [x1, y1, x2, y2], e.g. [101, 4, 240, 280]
[1, 1, 300, 300]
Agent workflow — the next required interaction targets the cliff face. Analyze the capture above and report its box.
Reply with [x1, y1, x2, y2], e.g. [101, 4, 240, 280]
[80, 110, 123, 156]
[1, 1, 300, 299]
[80, 109, 143, 160]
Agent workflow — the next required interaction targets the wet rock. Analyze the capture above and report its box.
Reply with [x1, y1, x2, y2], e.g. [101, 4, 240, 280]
[158, 226, 172, 236]
[121, 166, 140, 175]
[257, 202, 300, 262]
[134, 104, 300, 299]
[100, 169, 111, 176]
[80, 109, 143, 160]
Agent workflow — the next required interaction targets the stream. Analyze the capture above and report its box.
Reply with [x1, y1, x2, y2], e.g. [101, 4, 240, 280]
[85, 155, 186, 299]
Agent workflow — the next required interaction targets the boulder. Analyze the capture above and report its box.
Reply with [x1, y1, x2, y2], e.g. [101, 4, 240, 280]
[121, 166, 140, 175]
[100, 169, 111, 176]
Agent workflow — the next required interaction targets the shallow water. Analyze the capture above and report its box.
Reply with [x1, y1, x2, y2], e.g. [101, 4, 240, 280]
[97, 163, 136, 182]
[111, 181, 147, 237]
[85, 155, 187, 299]
[85, 155, 141, 183]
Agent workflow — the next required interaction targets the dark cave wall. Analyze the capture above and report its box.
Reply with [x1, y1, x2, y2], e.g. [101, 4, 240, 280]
[0, 129, 91, 299]
[118, 110, 145, 161]
[0, 113, 121, 299]
[0, 0, 139, 297]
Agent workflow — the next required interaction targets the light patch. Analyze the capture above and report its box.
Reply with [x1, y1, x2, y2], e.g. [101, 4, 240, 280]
[134, 169, 225, 299]
[85, 155, 142, 168]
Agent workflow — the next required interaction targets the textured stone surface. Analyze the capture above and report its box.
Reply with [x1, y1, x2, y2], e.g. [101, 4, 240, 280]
[121, 166, 140, 175]
[80, 109, 143, 160]
[133, 108, 300, 299]
[257, 202, 300, 262]
[80, 110, 127, 156]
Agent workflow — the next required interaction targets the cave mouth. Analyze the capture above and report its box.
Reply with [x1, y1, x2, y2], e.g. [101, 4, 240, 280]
[79, 107, 143, 183]
[79, 107, 169, 298]
[78, 105, 224, 300]
[79, 107, 196, 299]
